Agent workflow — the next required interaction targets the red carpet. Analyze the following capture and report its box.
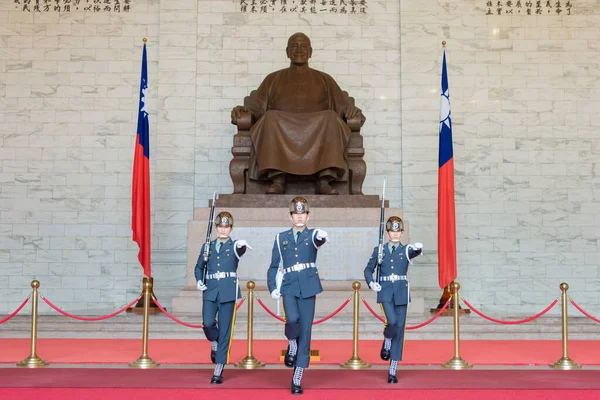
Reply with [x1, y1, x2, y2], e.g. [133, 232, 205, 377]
[1, 368, 599, 390]
[1, 389, 598, 400]
[1, 339, 600, 365]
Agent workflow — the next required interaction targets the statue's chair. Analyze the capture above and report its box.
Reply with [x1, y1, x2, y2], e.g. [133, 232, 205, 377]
[229, 90, 366, 195]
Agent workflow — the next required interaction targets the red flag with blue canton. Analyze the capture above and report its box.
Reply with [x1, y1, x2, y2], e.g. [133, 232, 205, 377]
[132, 42, 151, 277]
[438, 49, 456, 289]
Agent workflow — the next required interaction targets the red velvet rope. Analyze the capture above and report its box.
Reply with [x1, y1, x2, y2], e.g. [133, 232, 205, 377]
[256, 296, 350, 325]
[462, 297, 558, 325]
[406, 298, 451, 330]
[41, 295, 140, 321]
[312, 296, 351, 325]
[361, 297, 451, 330]
[0, 296, 30, 325]
[151, 296, 246, 329]
[256, 297, 288, 322]
[570, 298, 600, 323]
[152, 296, 203, 329]
[361, 296, 385, 323]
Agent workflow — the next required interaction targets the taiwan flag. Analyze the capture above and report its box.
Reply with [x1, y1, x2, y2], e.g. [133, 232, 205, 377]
[132, 41, 151, 277]
[438, 48, 456, 289]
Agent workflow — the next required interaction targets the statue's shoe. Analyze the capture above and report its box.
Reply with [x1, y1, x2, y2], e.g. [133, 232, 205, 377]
[266, 182, 285, 194]
[318, 182, 339, 195]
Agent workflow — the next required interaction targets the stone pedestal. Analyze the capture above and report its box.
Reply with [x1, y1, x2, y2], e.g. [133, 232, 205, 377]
[171, 200, 425, 316]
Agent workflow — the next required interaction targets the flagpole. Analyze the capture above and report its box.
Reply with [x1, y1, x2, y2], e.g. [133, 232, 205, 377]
[430, 41, 469, 316]
[128, 38, 162, 315]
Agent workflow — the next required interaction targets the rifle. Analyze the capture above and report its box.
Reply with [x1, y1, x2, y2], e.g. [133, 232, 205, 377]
[376, 179, 386, 282]
[201, 192, 217, 283]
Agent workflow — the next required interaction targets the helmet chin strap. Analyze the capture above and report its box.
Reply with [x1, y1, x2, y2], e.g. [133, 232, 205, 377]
[217, 234, 230, 239]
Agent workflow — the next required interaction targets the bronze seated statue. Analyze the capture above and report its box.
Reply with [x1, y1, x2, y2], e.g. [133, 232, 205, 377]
[229, 32, 367, 196]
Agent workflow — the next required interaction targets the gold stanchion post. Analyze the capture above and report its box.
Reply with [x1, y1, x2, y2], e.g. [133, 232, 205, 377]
[17, 280, 49, 368]
[551, 282, 581, 369]
[340, 281, 371, 369]
[129, 277, 160, 368]
[442, 281, 472, 369]
[235, 281, 265, 369]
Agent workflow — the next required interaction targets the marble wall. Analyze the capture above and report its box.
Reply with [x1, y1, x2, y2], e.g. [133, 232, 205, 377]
[0, 0, 598, 316]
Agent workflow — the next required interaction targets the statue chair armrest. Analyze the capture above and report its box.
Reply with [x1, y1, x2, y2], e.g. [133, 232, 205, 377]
[346, 115, 365, 132]
[232, 111, 254, 131]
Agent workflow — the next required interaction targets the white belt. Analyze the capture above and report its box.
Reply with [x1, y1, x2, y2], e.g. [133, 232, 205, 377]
[206, 272, 237, 280]
[283, 262, 315, 274]
[379, 274, 408, 282]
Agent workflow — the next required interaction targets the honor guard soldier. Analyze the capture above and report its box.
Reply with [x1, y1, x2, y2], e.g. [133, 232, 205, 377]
[194, 212, 252, 384]
[267, 197, 328, 395]
[364, 216, 423, 383]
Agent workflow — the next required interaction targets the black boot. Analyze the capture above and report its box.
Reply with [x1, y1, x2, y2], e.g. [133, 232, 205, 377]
[291, 381, 303, 395]
[380, 340, 390, 361]
[388, 374, 398, 384]
[284, 345, 297, 368]
[211, 375, 223, 384]
[210, 349, 216, 364]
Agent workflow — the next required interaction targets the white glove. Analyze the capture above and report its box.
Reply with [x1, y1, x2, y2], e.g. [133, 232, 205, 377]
[315, 229, 328, 241]
[196, 280, 207, 291]
[414, 242, 423, 250]
[236, 240, 252, 250]
[270, 289, 281, 300]
[369, 282, 382, 292]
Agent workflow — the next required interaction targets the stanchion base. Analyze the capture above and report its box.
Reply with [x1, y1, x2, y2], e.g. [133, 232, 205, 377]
[16, 355, 49, 368]
[235, 356, 266, 369]
[550, 356, 581, 370]
[442, 356, 473, 370]
[129, 355, 160, 369]
[340, 356, 371, 369]
[126, 307, 163, 315]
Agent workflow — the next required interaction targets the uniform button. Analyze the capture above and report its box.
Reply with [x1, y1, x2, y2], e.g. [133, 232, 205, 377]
[217, 263, 220, 266]
[391, 267, 394, 269]
[296, 262, 299, 265]
[295, 247, 297, 250]
[295, 254, 298, 257]
[217, 256, 220, 259]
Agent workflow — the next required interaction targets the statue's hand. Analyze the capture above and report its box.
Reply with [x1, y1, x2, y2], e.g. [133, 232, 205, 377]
[231, 106, 250, 123]
[344, 106, 363, 119]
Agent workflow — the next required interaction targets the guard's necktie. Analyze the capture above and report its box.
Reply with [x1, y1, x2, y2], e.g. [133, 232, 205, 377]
[216, 241, 221, 253]
[295, 231, 300, 243]
[391, 245, 396, 254]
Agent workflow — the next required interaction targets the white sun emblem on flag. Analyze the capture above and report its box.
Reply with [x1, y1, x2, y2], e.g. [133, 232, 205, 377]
[140, 81, 148, 117]
[440, 88, 450, 132]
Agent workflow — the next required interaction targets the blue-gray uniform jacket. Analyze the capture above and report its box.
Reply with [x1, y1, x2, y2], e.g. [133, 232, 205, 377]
[364, 243, 422, 305]
[267, 228, 325, 299]
[194, 238, 243, 303]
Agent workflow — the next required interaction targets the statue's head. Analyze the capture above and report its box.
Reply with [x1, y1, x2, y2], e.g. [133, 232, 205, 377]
[286, 33, 312, 66]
